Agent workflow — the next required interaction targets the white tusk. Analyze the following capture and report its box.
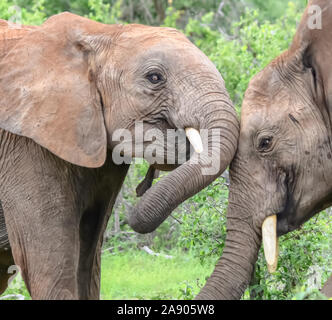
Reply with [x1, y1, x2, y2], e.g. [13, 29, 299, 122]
[185, 128, 203, 154]
[262, 215, 279, 273]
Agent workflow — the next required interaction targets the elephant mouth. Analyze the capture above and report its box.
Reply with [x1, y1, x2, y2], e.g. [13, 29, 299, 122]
[276, 200, 294, 236]
[277, 198, 329, 236]
[275, 169, 297, 236]
[276, 213, 299, 236]
[276, 207, 301, 236]
[276, 190, 300, 236]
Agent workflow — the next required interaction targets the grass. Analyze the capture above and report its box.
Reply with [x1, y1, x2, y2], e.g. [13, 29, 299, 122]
[100, 250, 214, 300]
[1, 249, 330, 300]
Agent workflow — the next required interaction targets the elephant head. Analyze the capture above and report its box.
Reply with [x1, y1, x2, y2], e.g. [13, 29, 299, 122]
[197, 0, 332, 299]
[0, 13, 239, 234]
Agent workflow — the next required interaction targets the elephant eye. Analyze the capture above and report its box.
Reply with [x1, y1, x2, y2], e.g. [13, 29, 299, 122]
[146, 72, 164, 84]
[258, 136, 273, 152]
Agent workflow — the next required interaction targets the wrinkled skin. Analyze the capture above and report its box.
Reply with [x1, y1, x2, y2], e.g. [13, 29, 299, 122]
[321, 276, 332, 297]
[197, 0, 332, 299]
[0, 13, 239, 299]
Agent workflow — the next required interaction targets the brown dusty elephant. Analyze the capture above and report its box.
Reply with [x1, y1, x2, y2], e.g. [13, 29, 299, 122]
[129, 0, 332, 299]
[0, 13, 239, 299]
[196, 0, 332, 299]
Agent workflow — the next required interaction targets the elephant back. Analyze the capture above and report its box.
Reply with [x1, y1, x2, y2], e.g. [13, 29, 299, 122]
[0, 20, 37, 61]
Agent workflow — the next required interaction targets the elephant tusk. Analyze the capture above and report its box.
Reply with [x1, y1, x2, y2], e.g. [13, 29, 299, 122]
[185, 128, 203, 154]
[262, 215, 278, 273]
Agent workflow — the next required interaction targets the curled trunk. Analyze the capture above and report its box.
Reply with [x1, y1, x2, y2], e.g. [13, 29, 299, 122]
[128, 95, 239, 234]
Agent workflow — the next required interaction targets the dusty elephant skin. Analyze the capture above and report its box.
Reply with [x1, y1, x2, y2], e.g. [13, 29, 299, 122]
[197, 0, 332, 300]
[321, 276, 332, 297]
[0, 13, 239, 299]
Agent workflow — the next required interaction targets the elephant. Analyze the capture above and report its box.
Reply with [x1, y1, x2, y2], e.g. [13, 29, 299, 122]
[0, 12, 239, 299]
[195, 0, 332, 299]
[128, 0, 332, 299]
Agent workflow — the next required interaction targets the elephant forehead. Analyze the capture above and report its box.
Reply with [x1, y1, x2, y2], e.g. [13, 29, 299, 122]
[244, 59, 286, 101]
[143, 42, 213, 66]
[122, 24, 189, 44]
[112, 38, 219, 77]
[241, 95, 290, 132]
[115, 26, 213, 64]
[242, 69, 293, 127]
[241, 109, 265, 132]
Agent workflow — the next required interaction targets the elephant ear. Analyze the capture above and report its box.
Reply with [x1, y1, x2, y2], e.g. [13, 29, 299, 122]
[0, 13, 108, 168]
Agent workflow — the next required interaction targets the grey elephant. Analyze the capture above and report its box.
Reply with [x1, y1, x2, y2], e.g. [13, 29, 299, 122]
[0, 13, 239, 299]
[130, 0, 332, 299]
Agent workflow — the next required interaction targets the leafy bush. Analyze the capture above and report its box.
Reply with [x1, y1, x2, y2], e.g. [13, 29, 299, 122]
[247, 210, 331, 300]
[164, 2, 302, 110]
[0, 0, 46, 25]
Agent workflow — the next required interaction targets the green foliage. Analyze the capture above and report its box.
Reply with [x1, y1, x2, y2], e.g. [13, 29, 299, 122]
[163, 2, 302, 110]
[249, 0, 306, 21]
[292, 288, 329, 300]
[100, 250, 213, 300]
[247, 211, 332, 300]
[162, 6, 182, 28]
[175, 178, 228, 262]
[0, 0, 46, 25]
[87, 0, 123, 24]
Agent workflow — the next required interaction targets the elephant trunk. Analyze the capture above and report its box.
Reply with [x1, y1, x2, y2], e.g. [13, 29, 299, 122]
[195, 215, 261, 299]
[196, 157, 261, 299]
[128, 92, 239, 234]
